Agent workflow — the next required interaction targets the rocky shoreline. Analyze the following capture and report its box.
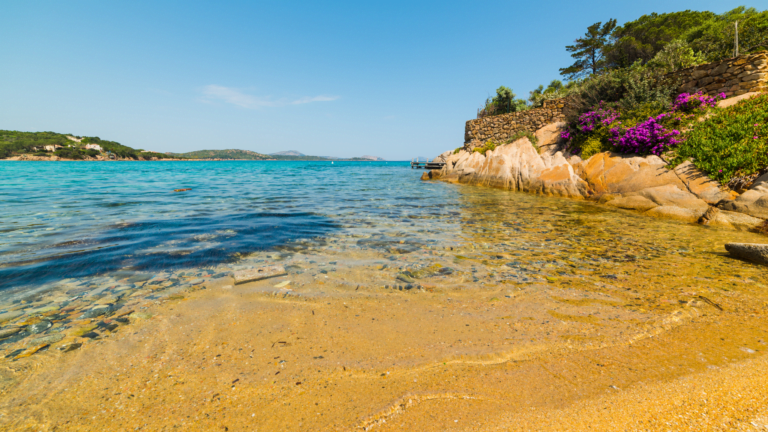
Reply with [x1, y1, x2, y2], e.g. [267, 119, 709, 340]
[423, 120, 768, 234]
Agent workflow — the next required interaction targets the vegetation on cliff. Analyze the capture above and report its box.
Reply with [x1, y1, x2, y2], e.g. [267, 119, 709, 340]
[480, 6, 767, 118]
[0, 130, 171, 160]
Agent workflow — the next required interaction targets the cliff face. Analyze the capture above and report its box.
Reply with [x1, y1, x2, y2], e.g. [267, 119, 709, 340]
[424, 121, 767, 232]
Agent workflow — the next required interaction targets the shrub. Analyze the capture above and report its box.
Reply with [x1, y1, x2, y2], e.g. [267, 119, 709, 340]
[609, 113, 683, 155]
[563, 92, 725, 158]
[473, 140, 497, 155]
[506, 130, 538, 145]
[453, 147, 463, 154]
[562, 103, 620, 158]
[54, 148, 84, 160]
[670, 93, 768, 184]
[564, 62, 679, 123]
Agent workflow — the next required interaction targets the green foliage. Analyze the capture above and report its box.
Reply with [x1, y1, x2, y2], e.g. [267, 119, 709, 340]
[670, 93, 768, 184]
[560, 19, 617, 80]
[453, 147, 463, 154]
[53, 147, 85, 160]
[606, 10, 715, 68]
[578, 136, 612, 159]
[0, 131, 72, 159]
[479, 86, 542, 117]
[686, 7, 768, 61]
[646, 39, 707, 72]
[506, 130, 538, 145]
[564, 62, 678, 122]
[0, 130, 171, 160]
[560, 7, 767, 81]
[473, 140, 497, 155]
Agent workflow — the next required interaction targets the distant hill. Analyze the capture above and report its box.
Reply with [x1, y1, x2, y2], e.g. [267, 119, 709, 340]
[170, 149, 273, 160]
[0, 130, 172, 160]
[168, 148, 389, 162]
[271, 150, 305, 156]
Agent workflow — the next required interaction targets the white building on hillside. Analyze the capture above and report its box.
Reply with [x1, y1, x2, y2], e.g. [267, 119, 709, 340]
[85, 144, 102, 151]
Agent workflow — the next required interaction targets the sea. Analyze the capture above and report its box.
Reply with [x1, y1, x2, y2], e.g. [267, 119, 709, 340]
[0, 160, 766, 354]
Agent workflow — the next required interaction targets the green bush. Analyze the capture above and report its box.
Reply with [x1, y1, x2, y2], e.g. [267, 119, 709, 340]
[564, 62, 678, 123]
[54, 148, 84, 160]
[473, 140, 497, 155]
[506, 130, 538, 146]
[670, 94, 768, 184]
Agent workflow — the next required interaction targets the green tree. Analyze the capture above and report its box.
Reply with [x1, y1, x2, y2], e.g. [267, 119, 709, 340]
[528, 80, 567, 107]
[492, 86, 516, 113]
[605, 11, 715, 68]
[560, 19, 617, 80]
[646, 39, 706, 72]
[686, 7, 768, 61]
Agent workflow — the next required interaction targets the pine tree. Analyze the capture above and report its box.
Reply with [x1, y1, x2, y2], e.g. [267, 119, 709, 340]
[560, 19, 617, 80]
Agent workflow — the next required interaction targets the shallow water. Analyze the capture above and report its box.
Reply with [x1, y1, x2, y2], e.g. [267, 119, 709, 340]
[1, 161, 767, 430]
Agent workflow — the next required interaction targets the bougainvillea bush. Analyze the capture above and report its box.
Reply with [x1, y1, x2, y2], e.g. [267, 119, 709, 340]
[669, 93, 768, 184]
[562, 91, 726, 158]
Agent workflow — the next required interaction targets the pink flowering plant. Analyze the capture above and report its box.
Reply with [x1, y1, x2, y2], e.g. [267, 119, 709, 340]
[671, 92, 726, 113]
[563, 92, 726, 159]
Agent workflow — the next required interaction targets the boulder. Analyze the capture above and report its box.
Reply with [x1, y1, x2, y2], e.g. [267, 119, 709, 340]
[574, 152, 683, 195]
[673, 161, 737, 204]
[720, 183, 768, 219]
[534, 122, 566, 159]
[644, 206, 705, 223]
[426, 120, 768, 231]
[725, 243, 768, 265]
[699, 207, 765, 231]
[456, 137, 586, 198]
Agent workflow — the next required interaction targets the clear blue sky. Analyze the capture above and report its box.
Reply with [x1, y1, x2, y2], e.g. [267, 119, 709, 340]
[0, 0, 751, 160]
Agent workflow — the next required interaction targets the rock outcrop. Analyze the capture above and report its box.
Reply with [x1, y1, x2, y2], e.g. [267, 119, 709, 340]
[725, 243, 768, 265]
[423, 122, 766, 232]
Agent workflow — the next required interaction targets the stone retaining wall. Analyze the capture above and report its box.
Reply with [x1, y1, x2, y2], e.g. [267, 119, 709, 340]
[463, 99, 571, 150]
[673, 52, 768, 97]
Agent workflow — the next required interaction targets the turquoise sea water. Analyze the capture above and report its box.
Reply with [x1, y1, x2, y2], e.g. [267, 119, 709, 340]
[0, 161, 456, 293]
[2, 160, 768, 357]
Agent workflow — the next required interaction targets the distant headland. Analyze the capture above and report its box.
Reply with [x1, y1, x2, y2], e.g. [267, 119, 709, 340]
[0, 130, 385, 161]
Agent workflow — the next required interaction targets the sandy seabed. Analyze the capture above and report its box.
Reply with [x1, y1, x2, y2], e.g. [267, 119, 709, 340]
[1, 256, 766, 431]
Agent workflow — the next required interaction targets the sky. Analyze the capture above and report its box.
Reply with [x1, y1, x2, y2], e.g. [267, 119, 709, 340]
[0, 0, 753, 160]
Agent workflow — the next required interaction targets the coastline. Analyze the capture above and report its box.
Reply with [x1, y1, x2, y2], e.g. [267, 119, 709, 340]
[423, 117, 768, 234]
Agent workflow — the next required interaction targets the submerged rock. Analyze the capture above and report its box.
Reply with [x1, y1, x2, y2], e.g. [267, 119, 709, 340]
[28, 333, 65, 346]
[0, 327, 23, 339]
[27, 320, 52, 334]
[0, 311, 22, 324]
[725, 243, 768, 265]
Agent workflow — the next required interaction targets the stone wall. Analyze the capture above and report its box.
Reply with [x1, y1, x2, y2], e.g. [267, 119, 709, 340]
[463, 99, 571, 150]
[673, 52, 768, 97]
